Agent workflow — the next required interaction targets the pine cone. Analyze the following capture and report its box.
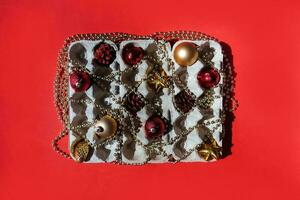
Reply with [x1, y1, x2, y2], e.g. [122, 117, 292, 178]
[124, 92, 145, 113]
[94, 43, 116, 65]
[174, 90, 196, 113]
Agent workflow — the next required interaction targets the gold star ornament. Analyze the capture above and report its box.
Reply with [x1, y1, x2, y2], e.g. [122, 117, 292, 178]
[197, 140, 222, 161]
[147, 67, 170, 93]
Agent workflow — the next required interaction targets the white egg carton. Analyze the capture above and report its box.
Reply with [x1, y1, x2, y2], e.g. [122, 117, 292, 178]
[67, 39, 224, 163]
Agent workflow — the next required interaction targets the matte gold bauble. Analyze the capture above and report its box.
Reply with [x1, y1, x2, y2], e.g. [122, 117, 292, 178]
[71, 139, 91, 162]
[173, 42, 199, 66]
[94, 115, 117, 140]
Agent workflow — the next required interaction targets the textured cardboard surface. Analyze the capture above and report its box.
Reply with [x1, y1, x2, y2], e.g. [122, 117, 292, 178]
[68, 39, 223, 163]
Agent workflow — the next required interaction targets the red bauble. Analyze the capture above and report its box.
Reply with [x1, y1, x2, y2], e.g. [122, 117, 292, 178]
[144, 115, 166, 139]
[94, 43, 116, 65]
[122, 43, 144, 66]
[197, 67, 220, 89]
[70, 71, 91, 92]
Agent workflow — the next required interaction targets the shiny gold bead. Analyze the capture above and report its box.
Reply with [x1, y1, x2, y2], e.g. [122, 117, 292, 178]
[94, 115, 118, 140]
[197, 140, 222, 161]
[71, 139, 92, 162]
[173, 42, 199, 66]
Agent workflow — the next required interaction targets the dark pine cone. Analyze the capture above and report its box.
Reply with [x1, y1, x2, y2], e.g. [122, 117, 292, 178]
[124, 92, 145, 113]
[174, 90, 196, 114]
[93, 43, 116, 65]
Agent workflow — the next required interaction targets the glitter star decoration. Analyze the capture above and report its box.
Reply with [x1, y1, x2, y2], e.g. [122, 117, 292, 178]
[197, 140, 222, 161]
[147, 67, 170, 93]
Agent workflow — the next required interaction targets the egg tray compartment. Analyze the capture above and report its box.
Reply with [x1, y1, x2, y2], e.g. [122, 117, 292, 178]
[67, 38, 224, 163]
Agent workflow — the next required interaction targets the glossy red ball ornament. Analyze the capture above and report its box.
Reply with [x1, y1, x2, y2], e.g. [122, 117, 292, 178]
[197, 67, 220, 89]
[145, 115, 167, 139]
[70, 71, 91, 92]
[122, 43, 144, 66]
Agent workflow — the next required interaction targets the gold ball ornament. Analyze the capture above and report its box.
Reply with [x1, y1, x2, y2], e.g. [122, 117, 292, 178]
[94, 115, 118, 140]
[173, 42, 199, 66]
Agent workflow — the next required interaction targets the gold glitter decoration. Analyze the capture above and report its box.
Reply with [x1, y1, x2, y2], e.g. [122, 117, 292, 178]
[147, 67, 170, 93]
[197, 140, 222, 161]
[71, 139, 91, 162]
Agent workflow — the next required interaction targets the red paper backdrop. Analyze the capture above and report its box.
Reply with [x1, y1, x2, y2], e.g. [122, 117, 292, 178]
[1, 0, 300, 199]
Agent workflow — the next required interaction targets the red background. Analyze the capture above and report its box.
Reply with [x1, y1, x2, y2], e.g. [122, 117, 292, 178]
[1, 0, 300, 199]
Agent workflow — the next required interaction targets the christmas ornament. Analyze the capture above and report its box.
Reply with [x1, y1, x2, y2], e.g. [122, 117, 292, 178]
[53, 32, 238, 164]
[69, 70, 91, 92]
[71, 138, 92, 162]
[197, 140, 222, 161]
[93, 43, 116, 65]
[197, 67, 220, 89]
[122, 43, 144, 66]
[147, 67, 170, 93]
[174, 90, 196, 113]
[145, 115, 167, 139]
[124, 92, 145, 113]
[173, 42, 199, 66]
[94, 115, 118, 140]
